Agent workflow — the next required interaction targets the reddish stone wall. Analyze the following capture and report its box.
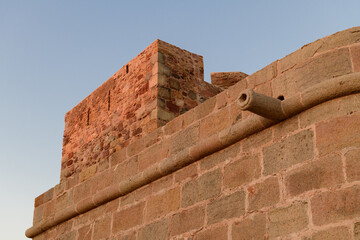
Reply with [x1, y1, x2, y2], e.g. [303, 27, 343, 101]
[28, 27, 360, 240]
[61, 40, 220, 180]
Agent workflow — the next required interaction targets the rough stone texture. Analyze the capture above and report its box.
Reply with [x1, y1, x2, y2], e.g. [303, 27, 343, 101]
[146, 187, 180, 221]
[351, 44, 360, 72]
[207, 191, 245, 224]
[248, 176, 280, 211]
[263, 129, 314, 175]
[311, 226, 352, 240]
[112, 202, 145, 233]
[346, 148, 360, 182]
[211, 71, 248, 89]
[138, 219, 169, 240]
[61, 40, 220, 180]
[182, 169, 221, 207]
[194, 225, 228, 240]
[224, 154, 261, 189]
[285, 154, 344, 197]
[316, 113, 360, 156]
[311, 185, 360, 226]
[232, 213, 267, 240]
[269, 202, 308, 238]
[169, 206, 205, 237]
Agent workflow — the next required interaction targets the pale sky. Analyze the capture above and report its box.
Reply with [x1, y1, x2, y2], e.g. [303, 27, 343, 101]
[1, 1, 359, 239]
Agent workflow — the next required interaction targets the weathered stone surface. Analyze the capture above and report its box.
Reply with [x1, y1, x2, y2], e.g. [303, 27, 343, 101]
[199, 107, 230, 138]
[211, 71, 248, 89]
[316, 26, 360, 53]
[295, 48, 352, 92]
[138, 219, 169, 240]
[224, 154, 261, 188]
[182, 169, 221, 207]
[194, 225, 228, 240]
[311, 226, 352, 240]
[232, 213, 267, 240]
[248, 176, 280, 211]
[146, 187, 180, 221]
[169, 206, 205, 237]
[285, 154, 344, 196]
[269, 202, 308, 238]
[263, 129, 314, 175]
[93, 216, 111, 240]
[207, 191, 245, 224]
[170, 123, 199, 154]
[316, 113, 360, 156]
[300, 93, 360, 128]
[311, 185, 360, 225]
[345, 148, 360, 182]
[200, 142, 240, 171]
[351, 44, 360, 72]
[112, 202, 145, 233]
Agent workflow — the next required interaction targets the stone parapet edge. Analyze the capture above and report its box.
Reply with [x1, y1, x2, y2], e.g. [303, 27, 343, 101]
[25, 72, 360, 238]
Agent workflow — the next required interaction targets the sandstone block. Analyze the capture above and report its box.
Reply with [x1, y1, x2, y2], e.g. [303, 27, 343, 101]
[311, 185, 360, 225]
[316, 26, 360, 53]
[316, 114, 360, 156]
[300, 93, 360, 128]
[232, 213, 267, 240]
[35, 188, 54, 207]
[207, 191, 245, 224]
[170, 123, 199, 154]
[248, 176, 280, 211]
[79, 165, 97, 183]
[351, 44, 360, 72]
[345, 148, 360, 182]
[199, 107, 230, 138]
[169, 206, 205, 237]
[263, 129, 314, 175]
[311, 226, 352, 240]
[138, 218, 169, 240]
[295, 48, 352, 92]
[285, 153, 344, 197]
[200, 142, 240, 171]
[242, 127, 272, 151]
[77, 225, 91, 240]
[174, 163, 198, 183]
[211, 71, 248, 89]
[146, 187, 180, 221]
[93, 216, 111, 240]
[247, 61, 277, 87]
[278, 38, 324, 73]
[195, 97, 216, 120]
[269, 202, 308, 238]
[194, 225, 228, 240]
[112, 202, 144, 233]
[224, 154, 261, 189]
[182, 169, 222, 207]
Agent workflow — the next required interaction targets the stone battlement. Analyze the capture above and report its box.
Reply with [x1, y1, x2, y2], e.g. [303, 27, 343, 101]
[27, 27, 360, 239]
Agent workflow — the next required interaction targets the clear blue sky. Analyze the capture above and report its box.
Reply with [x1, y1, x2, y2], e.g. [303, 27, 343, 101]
[0, 1, 359, 239]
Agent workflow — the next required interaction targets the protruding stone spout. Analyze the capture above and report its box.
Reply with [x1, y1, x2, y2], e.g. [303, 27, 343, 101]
[238, 89, 286, 120]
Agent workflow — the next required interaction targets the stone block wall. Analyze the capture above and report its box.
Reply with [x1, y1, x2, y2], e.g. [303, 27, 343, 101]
[61, 39, 220, 180]
[27, 27, 360, 240]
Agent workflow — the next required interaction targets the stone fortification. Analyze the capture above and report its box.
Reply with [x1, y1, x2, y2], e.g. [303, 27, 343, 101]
[27, 27, 360, 240]
[61, 39, 221, 180]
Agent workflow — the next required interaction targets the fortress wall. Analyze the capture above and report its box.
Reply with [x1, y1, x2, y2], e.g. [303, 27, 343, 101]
[61, 40, 220, 180]
[28, 27, 360, 239]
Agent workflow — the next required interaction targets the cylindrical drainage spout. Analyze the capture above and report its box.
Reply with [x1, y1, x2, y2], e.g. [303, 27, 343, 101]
[238, 89, 285, 120]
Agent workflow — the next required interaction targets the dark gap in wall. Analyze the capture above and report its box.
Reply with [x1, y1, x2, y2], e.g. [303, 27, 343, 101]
[87, 108, 90, 126]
